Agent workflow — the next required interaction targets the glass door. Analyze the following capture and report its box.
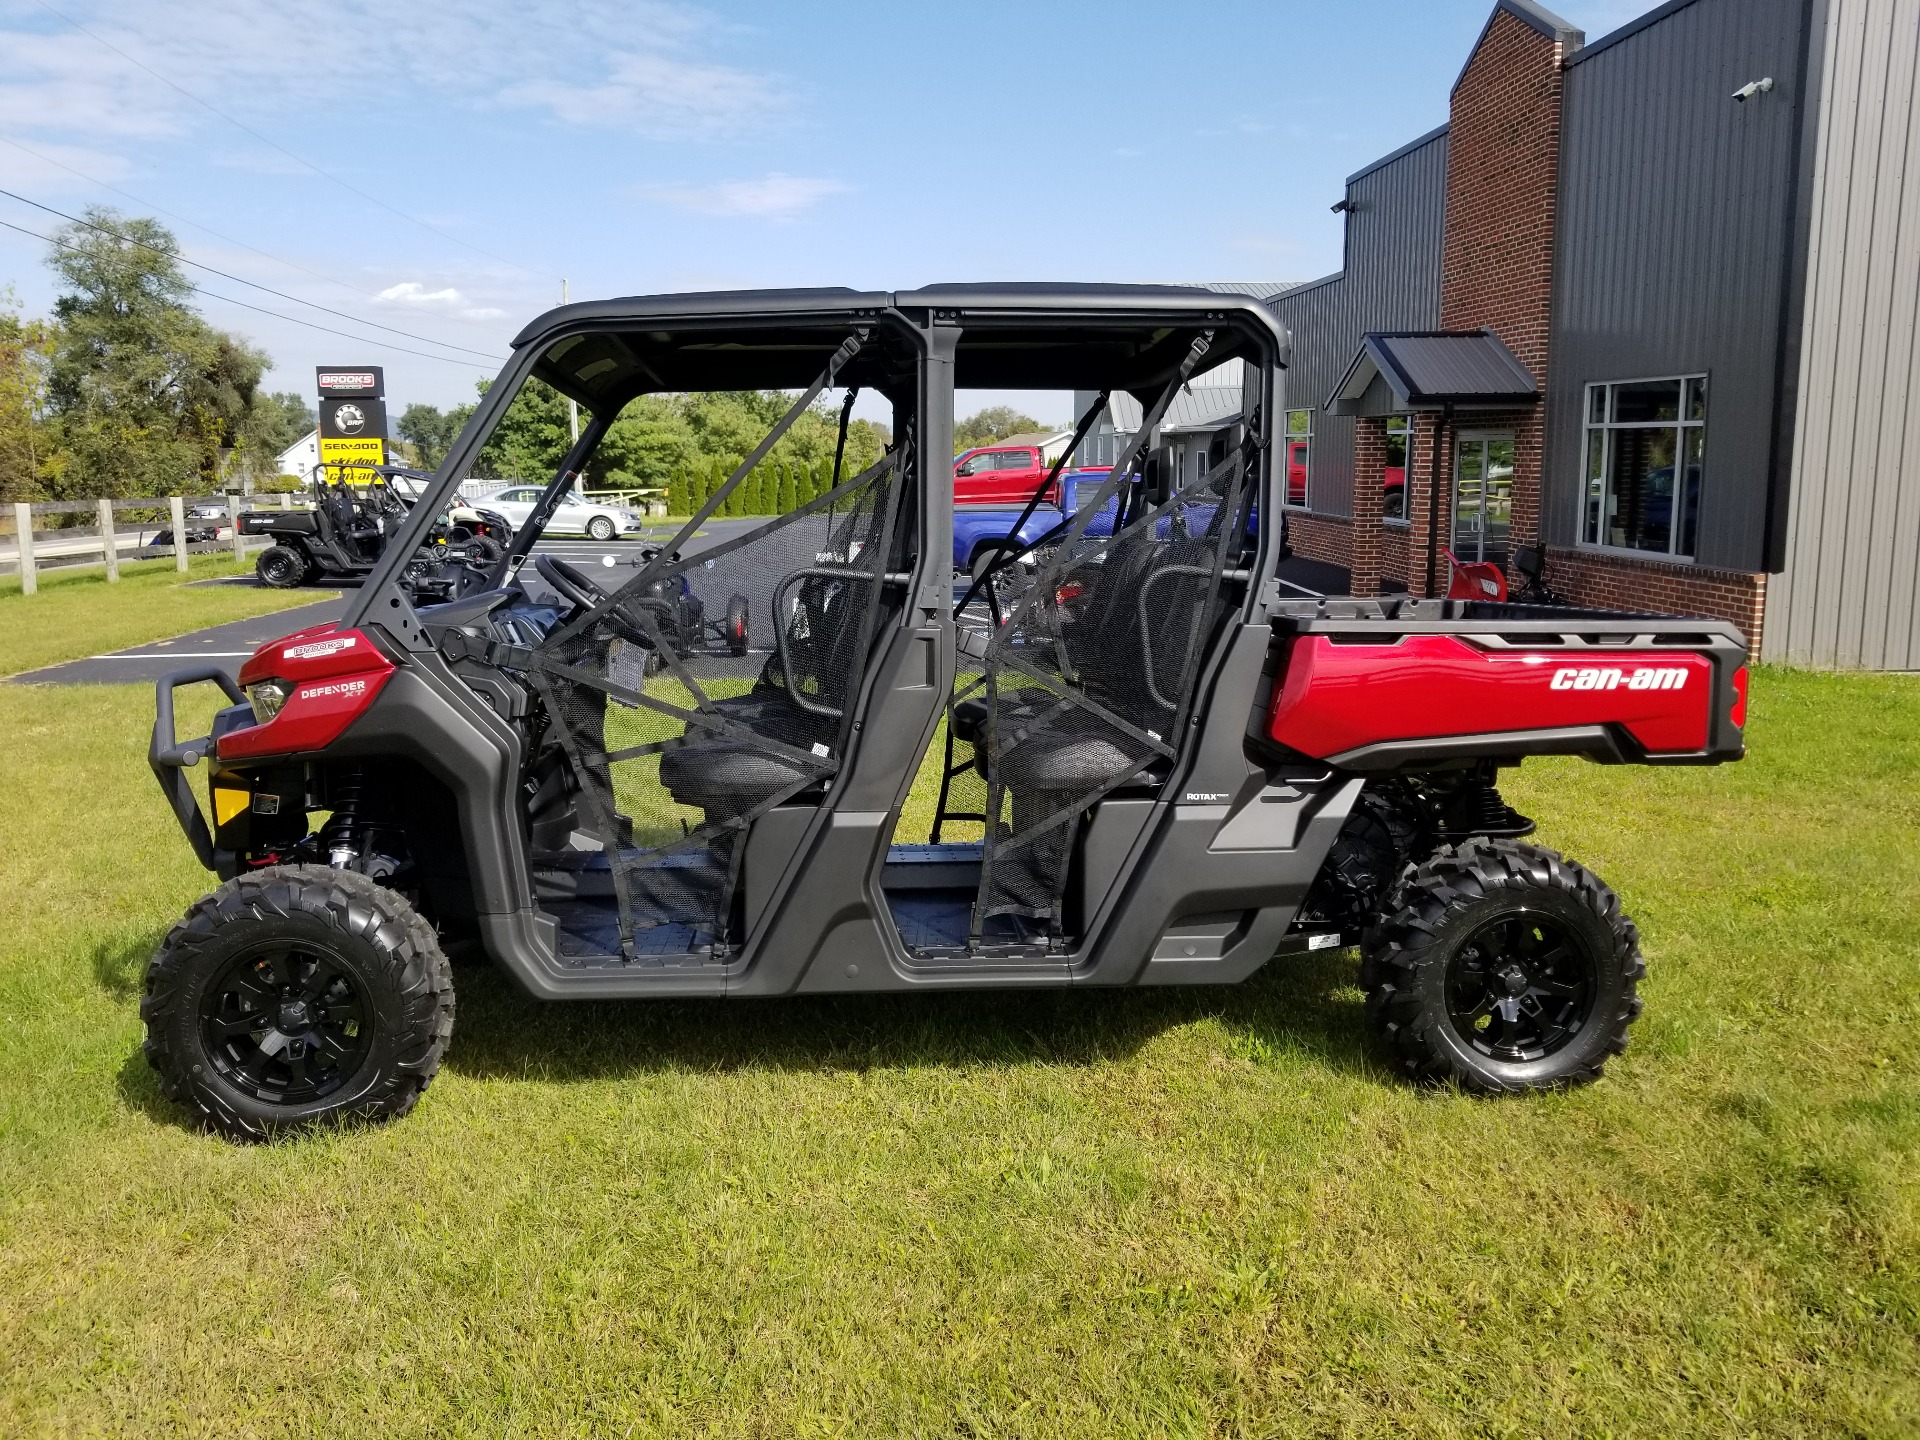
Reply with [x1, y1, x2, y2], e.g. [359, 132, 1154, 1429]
[1453, 433, 1514, 566]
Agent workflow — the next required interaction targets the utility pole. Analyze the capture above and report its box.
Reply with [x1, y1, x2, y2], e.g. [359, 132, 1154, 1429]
[563, 278, 580, 445]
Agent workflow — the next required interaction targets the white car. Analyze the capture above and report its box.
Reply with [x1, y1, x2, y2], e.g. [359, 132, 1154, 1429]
[479, 485, 648, 541]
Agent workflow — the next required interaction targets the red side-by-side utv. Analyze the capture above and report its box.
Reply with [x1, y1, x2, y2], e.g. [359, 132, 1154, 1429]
[143, 287, 1747, 1139]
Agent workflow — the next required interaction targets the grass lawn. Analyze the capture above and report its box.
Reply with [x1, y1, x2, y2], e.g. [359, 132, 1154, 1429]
[0, 636, 1915, 1432]
[0, 554, 333, 678]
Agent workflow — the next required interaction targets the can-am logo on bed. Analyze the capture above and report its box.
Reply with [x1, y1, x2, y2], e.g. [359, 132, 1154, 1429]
[1550, 666, 1688, 691]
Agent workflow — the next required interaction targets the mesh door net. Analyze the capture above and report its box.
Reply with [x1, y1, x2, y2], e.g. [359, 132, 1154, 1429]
[522, 448, 903, 959]
[953, 427, 1256, 943]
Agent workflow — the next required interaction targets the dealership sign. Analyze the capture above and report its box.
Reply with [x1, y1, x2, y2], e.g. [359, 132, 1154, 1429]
[316, 367, 387, 481]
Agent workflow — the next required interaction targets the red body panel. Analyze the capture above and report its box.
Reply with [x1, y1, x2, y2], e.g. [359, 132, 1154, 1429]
[222, 625, 395, 760]
[954, 446, 1055, 505]
[1268, 634, 1716, 760]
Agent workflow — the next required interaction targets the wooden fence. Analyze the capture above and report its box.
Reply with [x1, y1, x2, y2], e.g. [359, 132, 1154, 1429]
[0, 492, 283, 595]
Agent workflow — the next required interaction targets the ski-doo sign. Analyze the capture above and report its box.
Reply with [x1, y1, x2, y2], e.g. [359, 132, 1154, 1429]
[315, 367, 383, 398]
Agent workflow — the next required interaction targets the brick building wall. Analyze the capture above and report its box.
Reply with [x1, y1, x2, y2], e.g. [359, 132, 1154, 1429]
[1349, 419, 1387, 594]
[1283, 511, 1353, 575]
[1429, 7, 1572, 595]
[1543, 546, 1768, 650]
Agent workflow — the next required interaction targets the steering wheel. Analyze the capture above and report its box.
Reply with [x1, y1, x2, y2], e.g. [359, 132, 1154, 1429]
[535, 554, 610, 614]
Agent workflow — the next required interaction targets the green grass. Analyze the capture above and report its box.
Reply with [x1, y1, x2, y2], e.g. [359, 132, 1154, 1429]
[0, 655, 1916, 1435]
[0, 553, 332, 678]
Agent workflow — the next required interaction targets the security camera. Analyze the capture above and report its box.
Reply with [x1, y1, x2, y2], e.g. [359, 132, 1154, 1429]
[1733, 77, 1775, 101]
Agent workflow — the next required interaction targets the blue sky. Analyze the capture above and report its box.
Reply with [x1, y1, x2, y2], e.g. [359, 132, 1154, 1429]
[0, 0, 1651, 424]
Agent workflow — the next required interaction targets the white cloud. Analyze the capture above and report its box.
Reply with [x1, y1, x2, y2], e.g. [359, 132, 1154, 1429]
[377, 281, 506, 321]
[638, 174, 849, 219]
[0, 0, 785, 148]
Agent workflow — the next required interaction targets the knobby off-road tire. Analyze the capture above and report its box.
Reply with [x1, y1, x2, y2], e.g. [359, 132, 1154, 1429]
[255, 545, 307, 589]
[142, 866, 454, 1142]
[1360, 839, 1643, 1093]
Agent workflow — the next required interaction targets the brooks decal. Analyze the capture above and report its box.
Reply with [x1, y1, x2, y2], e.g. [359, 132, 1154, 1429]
[285, 636, 357, 660]
[1550, 666, 1688, 692]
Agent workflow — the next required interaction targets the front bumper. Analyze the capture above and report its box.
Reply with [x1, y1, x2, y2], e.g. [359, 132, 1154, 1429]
[149, 666, 247, 871]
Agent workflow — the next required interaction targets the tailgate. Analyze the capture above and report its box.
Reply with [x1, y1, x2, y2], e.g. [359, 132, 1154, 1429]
[1265, 599, 1748, 769]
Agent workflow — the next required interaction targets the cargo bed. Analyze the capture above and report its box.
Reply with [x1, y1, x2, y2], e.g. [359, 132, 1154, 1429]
[1264, 597, 1749, 770]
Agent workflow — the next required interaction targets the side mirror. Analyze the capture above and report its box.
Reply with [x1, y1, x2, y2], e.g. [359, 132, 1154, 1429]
[1513, 544, 1543, 580]
[1144, 447, 1172, 507]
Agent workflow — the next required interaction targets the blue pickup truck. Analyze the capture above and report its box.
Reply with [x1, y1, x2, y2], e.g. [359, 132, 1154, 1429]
[952, 467, 1251, 576]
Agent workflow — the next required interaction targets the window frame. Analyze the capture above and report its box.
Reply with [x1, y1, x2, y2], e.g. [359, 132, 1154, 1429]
[1579, 373, 1707, 562]
[1382, 414, 1412, 527]
[1283, 408, 1313, 509]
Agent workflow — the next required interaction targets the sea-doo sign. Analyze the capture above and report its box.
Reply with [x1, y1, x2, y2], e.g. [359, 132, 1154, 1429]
[315, 367, 383, 398]
[316, 365, 388, 482]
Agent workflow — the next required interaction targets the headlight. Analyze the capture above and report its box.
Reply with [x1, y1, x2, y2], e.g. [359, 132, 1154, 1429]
[247, 679, 292, 724]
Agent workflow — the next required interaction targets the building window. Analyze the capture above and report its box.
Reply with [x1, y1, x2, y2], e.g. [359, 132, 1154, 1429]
[1582, 376, 1705, 558]
[1383, 415, 1411, 523]
[1284, 410, 1311, 506]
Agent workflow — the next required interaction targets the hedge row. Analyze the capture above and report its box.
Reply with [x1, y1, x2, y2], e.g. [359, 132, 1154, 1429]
[665, 456, 849, 519]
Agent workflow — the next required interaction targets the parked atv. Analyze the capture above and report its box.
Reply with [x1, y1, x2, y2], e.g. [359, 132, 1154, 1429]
[241, 467, 513, 593]
[144, 286, 1748, 1140]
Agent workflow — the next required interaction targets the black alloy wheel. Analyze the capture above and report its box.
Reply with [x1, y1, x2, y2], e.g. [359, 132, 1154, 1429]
[1360, 839, 1642, 1092]
[199, 943, 373, 1105]
[1442, 909, 1596, 1063]
[256, 545, 306, 589]
[143, 866, 454, 1141]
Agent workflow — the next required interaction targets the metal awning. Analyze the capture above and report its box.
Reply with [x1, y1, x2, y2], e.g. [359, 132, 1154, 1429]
[1327, 330, 1537, 415]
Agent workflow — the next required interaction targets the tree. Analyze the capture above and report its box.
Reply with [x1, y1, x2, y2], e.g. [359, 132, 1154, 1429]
[470, 377, 571, 481]
[954, 406, 1042, 454]
[396, 401, 467, 474]
[44, 207, 272, 495]
[0, 288, 57, 502]
[236, 390, 314, 483]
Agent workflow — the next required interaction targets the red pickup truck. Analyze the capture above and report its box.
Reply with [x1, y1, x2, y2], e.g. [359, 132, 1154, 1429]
[954, 444, 1059, 505]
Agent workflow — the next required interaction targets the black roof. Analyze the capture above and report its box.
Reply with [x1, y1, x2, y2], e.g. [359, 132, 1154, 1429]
[508, 284, 1287, 410]
[1328, 330, 1538, 414]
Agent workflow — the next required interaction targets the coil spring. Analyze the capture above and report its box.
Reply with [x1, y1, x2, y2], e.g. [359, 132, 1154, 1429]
[323, 766, 366, 864]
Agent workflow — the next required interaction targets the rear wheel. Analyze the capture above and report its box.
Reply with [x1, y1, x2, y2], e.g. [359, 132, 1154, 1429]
[141, 866, 454, 1141]
[256, 545, 307, 589]
[1360, 840, 1642, 1092]
[586, 515, 616, 541]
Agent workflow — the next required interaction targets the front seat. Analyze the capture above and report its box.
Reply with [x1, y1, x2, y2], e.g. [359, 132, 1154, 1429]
[656, 568, 868, 826]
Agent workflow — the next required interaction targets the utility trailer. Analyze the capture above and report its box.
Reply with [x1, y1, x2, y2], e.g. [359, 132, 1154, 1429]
[140, 286, 1746, 1139]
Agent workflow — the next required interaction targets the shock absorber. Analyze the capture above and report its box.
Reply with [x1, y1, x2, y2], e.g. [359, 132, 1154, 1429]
[322, 765, 365, 868]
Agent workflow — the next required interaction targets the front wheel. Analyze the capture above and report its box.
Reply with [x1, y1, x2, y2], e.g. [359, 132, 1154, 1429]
[255, 545, 307, 589]
[1361, 840, 1643, 1093]
[586, 515, 616, 541]
[724, 594, 750, 656]
[141, 867, 455, 1141]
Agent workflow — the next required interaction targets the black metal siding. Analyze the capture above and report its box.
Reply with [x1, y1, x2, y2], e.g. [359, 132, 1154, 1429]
[1549, 0, 1818, 571]
[1268, 131, 1447, 517]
